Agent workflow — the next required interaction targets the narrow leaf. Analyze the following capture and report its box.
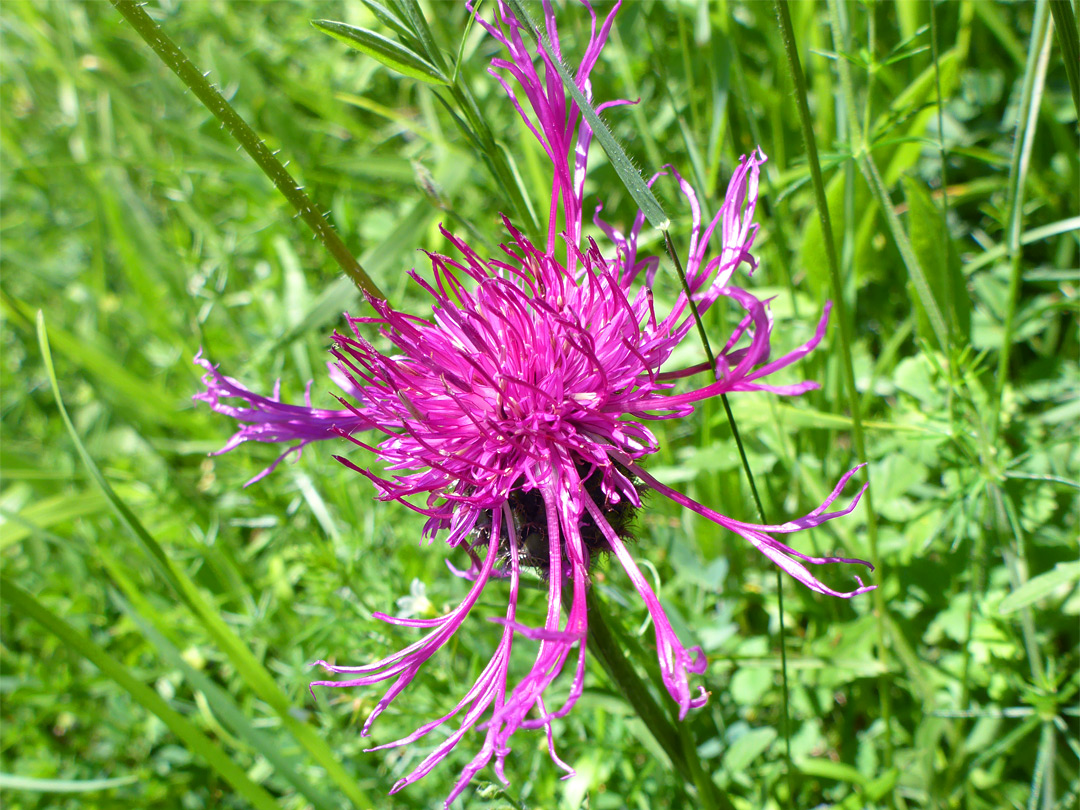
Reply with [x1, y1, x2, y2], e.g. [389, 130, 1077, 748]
[902, 176, 970, 344]
[1, 293, 192, 430]
[389, 0, 450, 73]
[796, 756, 868, 786]
[0, 492, 107, 550]
[722, 729, 778, 774]
[0, 579, 280, 810]
[358, 0, 423, 52]
[767, 403, 941, 435]
[858, 152, 950, 351]
[313, 20, 449, 85]
[1049, 0, 1080, 118]
[999, 561, 1080, 615]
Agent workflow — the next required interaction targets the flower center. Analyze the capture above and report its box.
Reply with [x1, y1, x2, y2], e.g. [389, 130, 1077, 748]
[471, 462, 640, 575]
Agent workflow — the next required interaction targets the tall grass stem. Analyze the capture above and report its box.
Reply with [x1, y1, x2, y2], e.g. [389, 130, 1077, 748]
[774, 0, 893, 769]
[993, 0, 1052, 440]
[110, 0, 385, 299]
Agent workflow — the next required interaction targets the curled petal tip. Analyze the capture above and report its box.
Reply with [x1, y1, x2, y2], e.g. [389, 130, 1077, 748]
[830, 576, 877, 598]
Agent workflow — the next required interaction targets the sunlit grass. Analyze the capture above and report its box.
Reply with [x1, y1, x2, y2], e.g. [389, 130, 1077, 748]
[2, 2, 1077, 809]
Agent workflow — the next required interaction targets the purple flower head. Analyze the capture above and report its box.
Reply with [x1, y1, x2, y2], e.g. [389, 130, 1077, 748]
[194, 1, 873, 804]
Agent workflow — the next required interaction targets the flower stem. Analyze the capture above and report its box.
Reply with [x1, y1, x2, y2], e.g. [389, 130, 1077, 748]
[584, 589, 734, 810]
[664, 231, 796, 805]
[110, 0, 385, 300]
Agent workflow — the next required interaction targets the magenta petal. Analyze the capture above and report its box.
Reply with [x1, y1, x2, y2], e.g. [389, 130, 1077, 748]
[626, 459, 875, 597]
[193, 350, 368, 485]
[488, 617, 587, 642]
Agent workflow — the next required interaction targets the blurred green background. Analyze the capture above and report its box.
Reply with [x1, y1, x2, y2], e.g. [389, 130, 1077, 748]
[1, 1, 1077, 808]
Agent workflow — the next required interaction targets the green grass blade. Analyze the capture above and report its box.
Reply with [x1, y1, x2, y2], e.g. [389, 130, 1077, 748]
[994, 485, 1048, 685]
[359, 0, 423, 52]
[389, 0, 451, 73]
[795, 757, 868, 787]
[0, 492, 107, 550]
[35, 311, 373, 810]
[1, 292, 195, 430]
[37, 312, 190, 597]
[768, 404, 943, 435]
[972, 1, 1028, 66]
[962, 216, 1080, 274]
[994, 0, 1053, 438]
[105, 578, 340, 810]
[646, 26, 709, 214]
[0, 774, 138, 793]
[902, 176, 970, 344]
[0, 579, 281, 810]
[999, 561, 1080, 616]
[1028, 720, 1055, 810]
[1049, 0, 1080, 118]
[312, 21, 449, 85]
[608, 22, 664, 172]
[857, 153, 949, 351]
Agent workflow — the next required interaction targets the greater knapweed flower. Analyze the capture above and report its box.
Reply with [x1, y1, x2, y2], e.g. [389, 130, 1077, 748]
[194, 1, 873, 804]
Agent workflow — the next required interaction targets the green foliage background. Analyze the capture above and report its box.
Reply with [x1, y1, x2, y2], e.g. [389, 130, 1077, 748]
[1, 1, 1077, 808]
